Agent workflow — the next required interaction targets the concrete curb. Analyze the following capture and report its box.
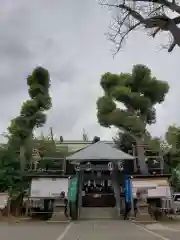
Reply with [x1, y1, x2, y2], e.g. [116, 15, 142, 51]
[46, 220, 70, 223]
[131, 219, 158, 224]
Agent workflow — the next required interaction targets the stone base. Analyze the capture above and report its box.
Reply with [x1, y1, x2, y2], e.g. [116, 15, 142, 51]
[135, 203, 152, 222]
[50, 207, 68, 222]
[138, 203, 149, 215]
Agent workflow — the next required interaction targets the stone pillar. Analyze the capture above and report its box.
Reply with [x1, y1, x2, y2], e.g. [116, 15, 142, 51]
[136, 189, 150, 220]
[111, 164, 121, 218]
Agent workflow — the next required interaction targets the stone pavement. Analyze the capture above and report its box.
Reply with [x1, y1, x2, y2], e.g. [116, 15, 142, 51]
[0, 222, 68, 240]
[0, 219, 180, 240]
[142, 222, 180, 240]
[62, 220, 175, 240]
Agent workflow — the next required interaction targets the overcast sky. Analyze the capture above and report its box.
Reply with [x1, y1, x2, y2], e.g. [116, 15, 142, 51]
[0, 0, 179, 142]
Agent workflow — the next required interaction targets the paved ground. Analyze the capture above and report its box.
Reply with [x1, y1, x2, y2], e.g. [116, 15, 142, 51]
[0, 222, 68, 240]
[0, 220, 180, 240]
[140, 222, 180, 240]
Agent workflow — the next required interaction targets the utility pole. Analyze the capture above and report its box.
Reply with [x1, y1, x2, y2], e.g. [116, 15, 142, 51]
[50, 127, 54, 143]
[82, 129, 88, 141]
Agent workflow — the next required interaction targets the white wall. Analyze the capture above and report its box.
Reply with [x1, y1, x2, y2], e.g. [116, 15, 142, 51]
[30, 178, 68, 198]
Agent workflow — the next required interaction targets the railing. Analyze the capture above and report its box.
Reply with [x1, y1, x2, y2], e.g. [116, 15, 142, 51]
[26, 168, 64, 173]
[24, 158, 66, 175]
[26, 171, 65, 177]
[161, 197, 174, 211]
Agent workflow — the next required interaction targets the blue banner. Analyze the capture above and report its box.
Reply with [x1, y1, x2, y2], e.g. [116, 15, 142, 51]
[125, 175, 131, 203]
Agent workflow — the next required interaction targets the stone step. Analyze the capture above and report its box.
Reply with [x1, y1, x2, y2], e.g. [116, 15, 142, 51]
[80, 207, 117, 220]
[132, 203, 153, 222]
[133, 212, 154, 222]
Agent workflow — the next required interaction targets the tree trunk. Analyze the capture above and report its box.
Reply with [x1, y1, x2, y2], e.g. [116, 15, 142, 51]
[20, 145, 26, 172]
[112, 164, 121, 218]
[7, 197, 11, 216]
[15, 193, 24, 216]
[122, 130, 148, 175]
[19, 145, 26, 216]
[136, 139, 148, 175]
[25, 197, 30, 216]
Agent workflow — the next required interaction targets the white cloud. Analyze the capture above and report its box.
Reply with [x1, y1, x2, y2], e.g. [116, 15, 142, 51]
[0, 0, 179, 143]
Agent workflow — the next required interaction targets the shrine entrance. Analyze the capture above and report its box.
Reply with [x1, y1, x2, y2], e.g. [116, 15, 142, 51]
[82, 172, 116, 208]
[67, 141, 135, 220]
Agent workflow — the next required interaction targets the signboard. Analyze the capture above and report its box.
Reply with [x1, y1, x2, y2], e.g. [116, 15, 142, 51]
[0, 193, 8, 209]
[30, 178, 68, 198]
[132, 178, 171, 198]
[68, 176, 78, 202]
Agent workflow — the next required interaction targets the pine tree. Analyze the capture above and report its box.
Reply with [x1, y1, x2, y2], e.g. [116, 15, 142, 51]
[97, 64, 169, 174]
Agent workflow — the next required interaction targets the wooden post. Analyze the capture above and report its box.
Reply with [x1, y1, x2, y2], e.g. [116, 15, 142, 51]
[132, 144, 137, 172]
[25, 197, 30, 217]
[111, 163, 121, 218]
[7, 192, 11, 217]
[160, 154, 164, 175]
[129, 177, 135, 217]
[63, 157, 66, 174]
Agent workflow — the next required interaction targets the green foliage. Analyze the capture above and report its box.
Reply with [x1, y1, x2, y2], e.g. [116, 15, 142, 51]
[0, 67, 52, 198]
[8, 67, 52, 147]
[97, 65, 169, 174]
[97, 64, 169, 137]
[163, 125, 180, 189]
[166, 125, 180, 153]
[114, 132, 135, 154]
[171, 164, 180, 191]
[164, 125, 180, 170]
[114, 130, 164, 156]
[0, 147, 29, 197]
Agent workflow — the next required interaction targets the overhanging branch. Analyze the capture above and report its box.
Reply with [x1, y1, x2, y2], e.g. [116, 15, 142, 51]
[100, 0, 180, 52]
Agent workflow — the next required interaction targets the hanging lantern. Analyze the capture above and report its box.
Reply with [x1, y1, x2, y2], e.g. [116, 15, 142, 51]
[108, 162, 113, 171]
[86, 162, 92, 171]
[118, 164, 124, 171]
[74, 163, 80, 171]
[118, 162, 124, 171]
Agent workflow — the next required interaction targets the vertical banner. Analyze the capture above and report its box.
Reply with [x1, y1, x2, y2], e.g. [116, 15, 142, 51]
[68, 175, 79, 220]
[125, 175, 131, 202]
[68, 176, 78, 203]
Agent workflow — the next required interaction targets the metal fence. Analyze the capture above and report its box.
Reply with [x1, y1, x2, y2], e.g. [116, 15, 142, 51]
[25, 198, 68, 221]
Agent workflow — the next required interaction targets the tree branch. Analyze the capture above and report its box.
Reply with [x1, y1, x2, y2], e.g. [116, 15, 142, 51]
[113, 22, 141, 55]
[100, 1, 180, 52]
[103, 0, 180, 15]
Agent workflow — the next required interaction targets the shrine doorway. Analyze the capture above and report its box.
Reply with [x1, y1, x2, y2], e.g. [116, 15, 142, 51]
[82, 175, 116, 208]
